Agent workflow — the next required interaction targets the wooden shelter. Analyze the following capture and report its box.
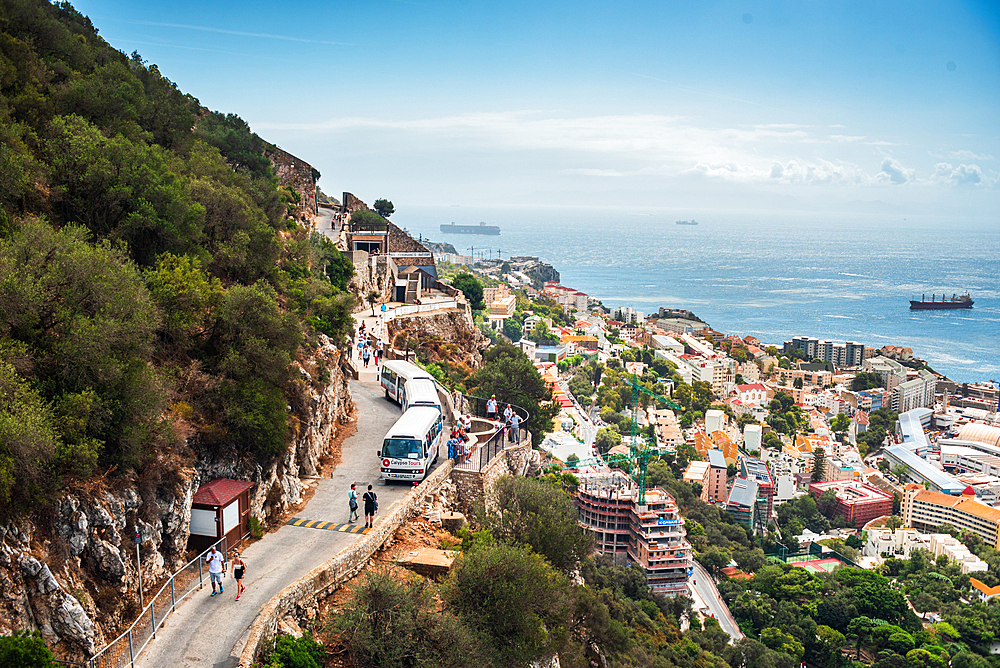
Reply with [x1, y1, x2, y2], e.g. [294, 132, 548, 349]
[188, 478, 253, 554]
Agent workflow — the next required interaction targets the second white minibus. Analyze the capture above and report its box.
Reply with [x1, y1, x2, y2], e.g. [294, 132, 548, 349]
[380, 360, 434, 405]
[402, 378, 442, 414]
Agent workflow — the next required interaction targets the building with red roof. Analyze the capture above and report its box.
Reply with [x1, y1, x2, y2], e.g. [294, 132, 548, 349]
[189, 478, 254, 553]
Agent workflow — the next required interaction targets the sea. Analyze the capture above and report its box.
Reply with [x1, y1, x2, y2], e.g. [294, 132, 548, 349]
[399, 206, 1000, 384]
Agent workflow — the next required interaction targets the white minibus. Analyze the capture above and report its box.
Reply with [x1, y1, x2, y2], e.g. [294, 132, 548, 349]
[402, 378, 442, 414]
[380, 360, 434, 405]
[379, 407, 443, 481]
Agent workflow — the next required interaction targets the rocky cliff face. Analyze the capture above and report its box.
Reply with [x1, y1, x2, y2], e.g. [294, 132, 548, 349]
[0, 336, 354, 662]
[347, 254, 397, 307]
[387, 307, 489, 372]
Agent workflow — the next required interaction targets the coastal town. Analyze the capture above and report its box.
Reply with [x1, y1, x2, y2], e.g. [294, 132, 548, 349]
[429, 243, 1000, 639]
[3, 4, 998, 666]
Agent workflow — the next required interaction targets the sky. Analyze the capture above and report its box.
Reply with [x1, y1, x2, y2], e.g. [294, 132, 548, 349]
[74, 0, 1000, 218]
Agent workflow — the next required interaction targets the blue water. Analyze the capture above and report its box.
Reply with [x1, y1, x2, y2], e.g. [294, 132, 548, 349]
[399, 206, 1000, 383]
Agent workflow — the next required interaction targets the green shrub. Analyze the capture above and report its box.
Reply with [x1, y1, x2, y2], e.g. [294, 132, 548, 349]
[263, 633, 323, 668]
[0, 630, 57, 668]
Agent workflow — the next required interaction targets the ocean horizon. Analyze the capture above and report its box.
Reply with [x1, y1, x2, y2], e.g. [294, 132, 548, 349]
[397, 205, 999, 384]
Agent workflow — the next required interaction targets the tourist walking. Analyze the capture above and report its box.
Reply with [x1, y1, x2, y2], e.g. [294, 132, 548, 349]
[362, 485, 378, 529]
[486, 394, 498, 420]
[503, 404, 513, 423]
[231, 551, 247, 601]
[205, 546, 225, 597]
[348, 484, 359, 523]
[362, 345, 370, 368]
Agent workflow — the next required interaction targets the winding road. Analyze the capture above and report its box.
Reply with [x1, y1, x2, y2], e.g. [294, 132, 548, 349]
[136, 372, 444, 668]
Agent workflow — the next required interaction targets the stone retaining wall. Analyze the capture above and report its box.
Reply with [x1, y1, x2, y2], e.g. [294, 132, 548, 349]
[235, 460, 455, 667]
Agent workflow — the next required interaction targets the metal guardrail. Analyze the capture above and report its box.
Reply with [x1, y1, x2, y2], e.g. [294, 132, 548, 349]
[88, 533, 244, 668]
[453, 394, 530, 472]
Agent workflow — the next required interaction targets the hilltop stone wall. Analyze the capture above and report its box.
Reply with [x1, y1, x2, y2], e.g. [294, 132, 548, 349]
[267, 147, 318, 223]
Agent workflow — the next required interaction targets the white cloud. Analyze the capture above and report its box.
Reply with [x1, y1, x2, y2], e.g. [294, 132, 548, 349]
[878, 157, 913, 184]
[949, 150, 994, 161]
[933, 162, 994, 186]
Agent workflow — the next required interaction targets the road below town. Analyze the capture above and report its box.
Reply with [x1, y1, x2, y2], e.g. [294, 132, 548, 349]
[136, 376, 444, 668]
[690, 561, 744, 643]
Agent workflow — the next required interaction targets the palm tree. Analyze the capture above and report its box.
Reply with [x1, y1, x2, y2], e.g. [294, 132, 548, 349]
[366, 290, 379, 316]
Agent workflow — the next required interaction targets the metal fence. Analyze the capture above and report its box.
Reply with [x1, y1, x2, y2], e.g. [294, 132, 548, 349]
[88, 534, 242, 668]
[453, 394, 530, 472]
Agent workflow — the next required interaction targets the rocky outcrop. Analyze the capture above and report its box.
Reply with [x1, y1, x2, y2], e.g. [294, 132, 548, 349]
[387, 308, 488, 371]
[0, 335, 354, 663]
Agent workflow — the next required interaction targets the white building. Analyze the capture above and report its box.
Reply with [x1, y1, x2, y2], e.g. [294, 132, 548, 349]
[892, 369, 937, 413]
[705, 409, 726, 436]
[744, 424, 762, 452]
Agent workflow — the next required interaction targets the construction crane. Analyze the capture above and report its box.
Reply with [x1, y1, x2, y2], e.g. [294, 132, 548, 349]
[620, 372, 682, 442]
[551, 373, 684, 504]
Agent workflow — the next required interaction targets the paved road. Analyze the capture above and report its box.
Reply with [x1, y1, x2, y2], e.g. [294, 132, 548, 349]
[136, 376, 444, 668]
[690, 562, 744, 642]
[315, 206, 338, 242]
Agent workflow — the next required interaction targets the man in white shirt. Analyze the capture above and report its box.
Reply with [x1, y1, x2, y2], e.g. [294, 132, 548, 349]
[206, 545, 226, 597]
[486, 395, 498, 420]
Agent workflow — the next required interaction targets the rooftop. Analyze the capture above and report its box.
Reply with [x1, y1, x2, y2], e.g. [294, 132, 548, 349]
[708, 450, 727, 469]
[910, 486, 1000, 523]
[885, 444, 966, 494]
[727, 478, 759, 509]
[192, 478, 253, 507]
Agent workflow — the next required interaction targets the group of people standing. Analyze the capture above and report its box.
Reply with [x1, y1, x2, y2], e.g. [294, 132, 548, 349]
[486, 394, 522, 444]
[356, 321, 381, 369]
[447, 414, 473, 461]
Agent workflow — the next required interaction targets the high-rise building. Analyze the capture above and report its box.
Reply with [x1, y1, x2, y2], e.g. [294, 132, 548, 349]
[575, 473, 692, 596]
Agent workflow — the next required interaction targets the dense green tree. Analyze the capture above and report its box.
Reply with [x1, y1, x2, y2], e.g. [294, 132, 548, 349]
[476, 475, 594, 574]
[595, 427, 622, 455]
[0, 219, 164, 470]
[451, 272, 484, 311]
[502, 317, 522, 342]
[372, 199, 394, 218]
[445, 542, 573, 667]
[466, 341, 559, 442]
[0, 630, 57, 668]
[853, 372, 882, 391]
[334, 569, 488, 668]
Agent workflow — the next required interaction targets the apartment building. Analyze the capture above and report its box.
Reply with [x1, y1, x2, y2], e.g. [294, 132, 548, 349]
[902, 484, 1000, 548]
[892, 369, 937, 412]
[863, 356, 907, 392]
[808, 480, 893, 527]
[784, 336, 866, 367]
[740, 456, 775, 520]
[703, 449, 728, 503]
[575, 473, 692, 596]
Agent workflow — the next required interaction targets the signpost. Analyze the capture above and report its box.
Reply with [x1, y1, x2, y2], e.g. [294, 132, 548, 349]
[134, 529, 143, 609]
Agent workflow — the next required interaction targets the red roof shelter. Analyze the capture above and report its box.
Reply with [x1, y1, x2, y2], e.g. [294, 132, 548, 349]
[189, 478, 254, 554]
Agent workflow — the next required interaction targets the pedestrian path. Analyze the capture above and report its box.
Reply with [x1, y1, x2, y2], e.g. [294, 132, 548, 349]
[286, 518, 370, 533]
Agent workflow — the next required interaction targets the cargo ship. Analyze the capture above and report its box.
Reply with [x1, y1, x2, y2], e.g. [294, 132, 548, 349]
[440, 222, 500, 235]
[909, 293, 974, 310]
[675, 219, 698, 226]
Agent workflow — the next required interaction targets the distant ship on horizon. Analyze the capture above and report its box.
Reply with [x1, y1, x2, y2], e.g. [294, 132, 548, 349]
[440, 222, 500, 235]
[910, 293, 974, 310]
[675, 219, 699, 226]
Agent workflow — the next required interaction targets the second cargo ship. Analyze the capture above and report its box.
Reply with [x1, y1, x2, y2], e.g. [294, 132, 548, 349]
[909, 293, 974, 310]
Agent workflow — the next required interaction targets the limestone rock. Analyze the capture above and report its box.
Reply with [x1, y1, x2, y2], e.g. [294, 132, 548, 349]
[87, 539, 126, 582]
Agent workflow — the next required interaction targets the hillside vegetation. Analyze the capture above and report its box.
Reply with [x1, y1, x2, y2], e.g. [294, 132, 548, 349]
[0, 0, 355, 516]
